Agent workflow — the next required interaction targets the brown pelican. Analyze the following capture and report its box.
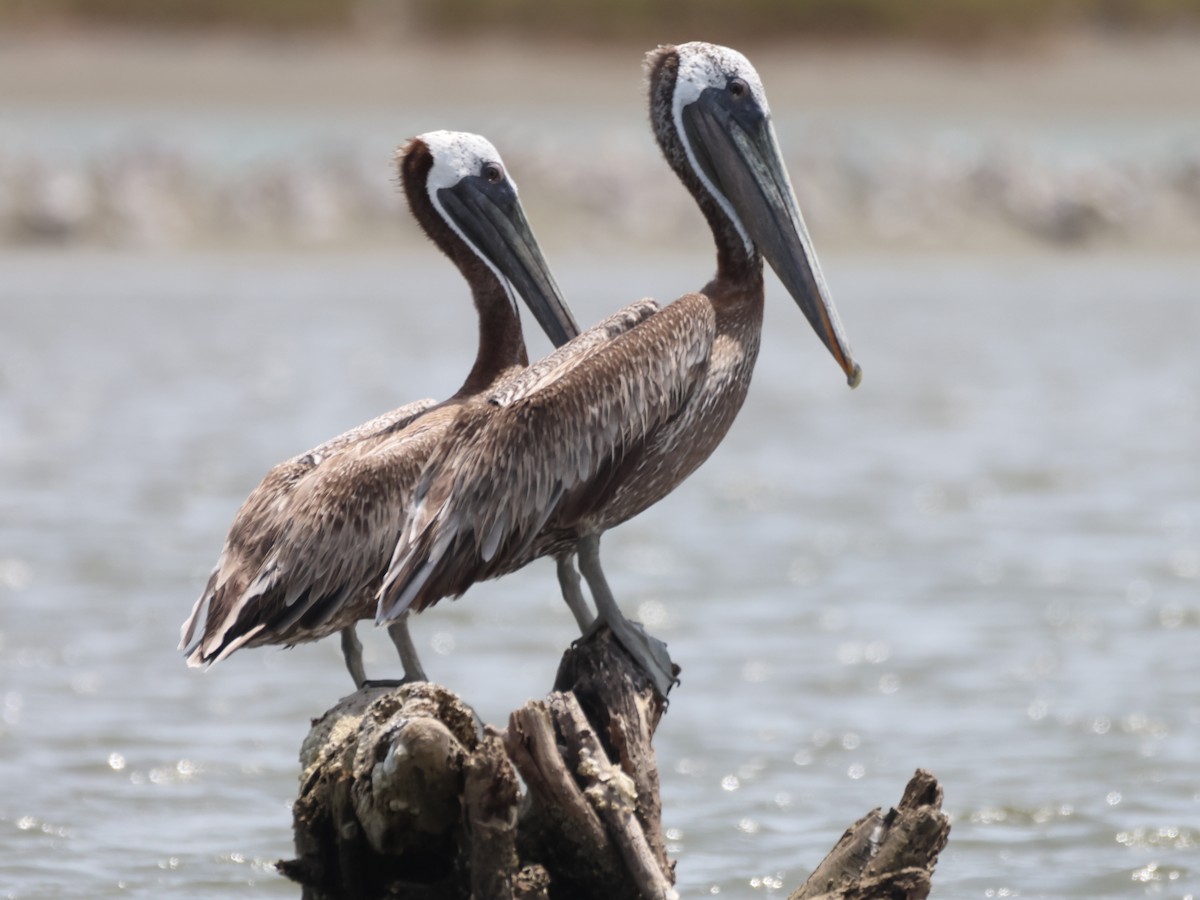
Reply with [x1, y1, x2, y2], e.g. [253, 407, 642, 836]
[179, 131, 580, 687]
[376, 43, 861, 696]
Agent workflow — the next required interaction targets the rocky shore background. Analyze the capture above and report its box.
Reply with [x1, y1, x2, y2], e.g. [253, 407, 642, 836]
[3, 29, 1199, 254]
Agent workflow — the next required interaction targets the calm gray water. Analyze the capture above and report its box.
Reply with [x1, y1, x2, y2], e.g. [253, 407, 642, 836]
[1, 248, 1197, 898]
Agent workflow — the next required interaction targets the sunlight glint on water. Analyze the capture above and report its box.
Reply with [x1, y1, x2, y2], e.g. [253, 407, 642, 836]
[1, 250, 1197, 897]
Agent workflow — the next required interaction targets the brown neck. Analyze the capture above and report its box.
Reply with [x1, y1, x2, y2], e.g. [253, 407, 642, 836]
[646, 46, 764, 300]
[398, 138, 529, 399]
[701, 264, 764, 313]
[457, 279, 528, 396]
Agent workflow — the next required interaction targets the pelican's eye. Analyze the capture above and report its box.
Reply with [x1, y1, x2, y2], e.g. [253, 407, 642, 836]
[728, 77, 749, 100]
[482, 163, 504, 184]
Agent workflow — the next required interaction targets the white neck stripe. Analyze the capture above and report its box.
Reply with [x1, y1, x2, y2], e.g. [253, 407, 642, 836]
[672, 90, 753, 256]
[428, 186, 519, 314]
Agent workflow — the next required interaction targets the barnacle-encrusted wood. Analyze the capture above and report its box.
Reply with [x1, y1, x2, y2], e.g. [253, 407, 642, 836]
[278, 629, 947, 899]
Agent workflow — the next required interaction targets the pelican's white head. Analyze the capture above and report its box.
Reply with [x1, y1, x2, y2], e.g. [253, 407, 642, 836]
[399, 130, 577, 349]
[668, 43, 773, 254]
[418, 130, 515, 282]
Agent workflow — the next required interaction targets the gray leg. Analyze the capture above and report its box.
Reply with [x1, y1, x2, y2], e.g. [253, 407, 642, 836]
[387, 612, 428, 682]
[557, 553, 595, 632]
[576, 534, 675, 697]
[340, 626, 367, 688]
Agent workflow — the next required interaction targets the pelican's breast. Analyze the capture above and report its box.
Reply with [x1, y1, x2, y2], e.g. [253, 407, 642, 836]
[589, 308, 763, 531]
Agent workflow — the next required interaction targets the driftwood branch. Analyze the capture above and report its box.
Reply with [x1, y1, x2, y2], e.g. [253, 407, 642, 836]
[789, 769, 949, 900]
[278, 627, 948, 899]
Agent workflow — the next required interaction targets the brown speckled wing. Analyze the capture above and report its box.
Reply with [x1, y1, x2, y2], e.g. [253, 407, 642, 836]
[377, 296, 714, 618]
[179, 398, 438, 664]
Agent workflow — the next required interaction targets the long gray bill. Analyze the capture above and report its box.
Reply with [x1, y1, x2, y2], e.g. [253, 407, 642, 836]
[683, 97, 862, 388]
[438, 179, 580, 349]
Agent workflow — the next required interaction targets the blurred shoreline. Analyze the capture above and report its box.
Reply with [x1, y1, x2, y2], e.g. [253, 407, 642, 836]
[2, 30, 1198, 254]
[4, 0, 1199, 41]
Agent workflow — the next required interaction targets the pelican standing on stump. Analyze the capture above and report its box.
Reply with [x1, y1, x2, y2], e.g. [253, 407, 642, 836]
[376, 44, 861, 697]
[180, 131, 580, 687]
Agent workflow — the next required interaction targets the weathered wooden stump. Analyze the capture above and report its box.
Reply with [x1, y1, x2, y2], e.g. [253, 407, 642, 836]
[788, 769, 948, 900]
[278, 627, 948, 899]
